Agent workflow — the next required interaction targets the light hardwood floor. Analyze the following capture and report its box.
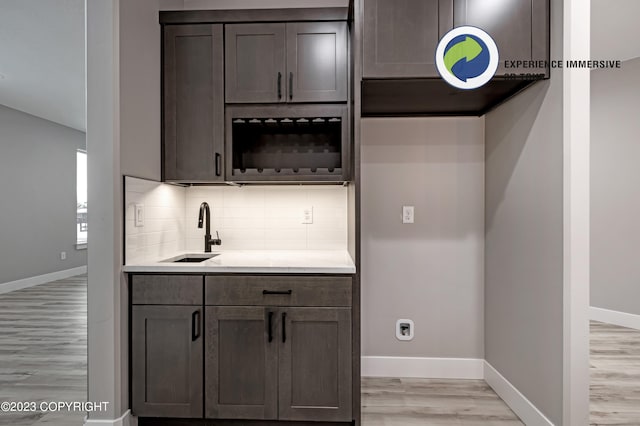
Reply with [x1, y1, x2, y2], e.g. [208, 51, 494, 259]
[590, 320, 640, 425]
[0, 275, 87, 426]
[362, 377, 523, 425]
[2, 276, 639, 425]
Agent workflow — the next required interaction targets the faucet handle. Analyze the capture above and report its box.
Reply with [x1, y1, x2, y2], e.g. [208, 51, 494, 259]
[212, 231, 222, 246]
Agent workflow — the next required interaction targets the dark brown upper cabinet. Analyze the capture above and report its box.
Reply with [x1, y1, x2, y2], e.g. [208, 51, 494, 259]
[363, 0, 549, 79]
[453, 0, 549, 75]
[226, 104, 349, 182]
[361, 0, 550, 116]
[225, 24, 287, 103]
[160, 9, 352, 183]
[363, 0, 453, 78]
[163, 24, 224, 183]
[286, 22, 348, 102]
[226, 22, 348, 103]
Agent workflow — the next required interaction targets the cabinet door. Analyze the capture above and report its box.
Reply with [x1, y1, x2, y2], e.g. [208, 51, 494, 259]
[225, 24, 286, 103]
[132, 306, 203, 418]
[454, 0, 549, 75]
[363, 0, 453, 78]
[205, 307, 278, 420]
[286, 22, 348, 102]
[278, 308, 352, 422]
[163, 24, 224, 182]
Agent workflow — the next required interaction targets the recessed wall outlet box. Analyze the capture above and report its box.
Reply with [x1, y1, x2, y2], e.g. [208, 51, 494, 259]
[402, 206, 414, 224]
[302, 206, 313, 224]
[135, 204, 145, 227]
[60, 251, 67, 260]
[396, 319, 414, 341]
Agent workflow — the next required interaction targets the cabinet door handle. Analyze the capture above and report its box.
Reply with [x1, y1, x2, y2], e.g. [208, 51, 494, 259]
[289, 72, 293, 100]
[282, 312, 287, 343]
[277, 72, 282, 100]
[268, 311, 274, 343]
[191, 310, 200, 341]
[262, 289, 292, 295]
[215, 153, 221, 177]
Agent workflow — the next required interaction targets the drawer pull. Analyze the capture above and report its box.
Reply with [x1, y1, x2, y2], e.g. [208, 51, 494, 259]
[191, 310, 201, 341]
[215, 152, 222, 177]
[268, 311, 274, 343]
[262, 289, 292, 295]
[277, 72, 282, 99]
[289, 72, 293, 100]
[282, 312, 287, 343]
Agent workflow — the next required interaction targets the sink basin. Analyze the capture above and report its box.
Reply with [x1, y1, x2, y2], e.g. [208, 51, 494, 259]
[162, 253, 219, 263]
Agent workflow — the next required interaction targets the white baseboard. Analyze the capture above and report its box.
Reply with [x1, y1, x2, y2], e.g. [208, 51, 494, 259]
[362, 356, 484, 379]
[484, 361, 554, 426]
[590, 306, 640, 330]
[84, 409, 136, 426]
[0, 266, 87, 295]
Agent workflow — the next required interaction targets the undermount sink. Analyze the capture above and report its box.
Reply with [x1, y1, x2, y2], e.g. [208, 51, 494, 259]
[162, 253, 219, 263]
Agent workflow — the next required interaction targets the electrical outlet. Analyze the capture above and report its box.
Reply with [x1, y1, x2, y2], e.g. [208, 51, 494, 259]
[396, 319, 414, 341]
[301, 206, 313, 224]
[135, 204, 145, 227]
[402, 206, 415, 224]
[60, 251, 67, 261]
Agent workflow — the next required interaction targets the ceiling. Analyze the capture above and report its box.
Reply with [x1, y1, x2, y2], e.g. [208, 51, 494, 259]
[0, 0, 635, 133]
[0, 0, 85, 131]
[592, 0, 640, 62]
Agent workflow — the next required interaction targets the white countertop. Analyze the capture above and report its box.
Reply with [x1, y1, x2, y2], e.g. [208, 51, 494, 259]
[123, 250, 356, 274]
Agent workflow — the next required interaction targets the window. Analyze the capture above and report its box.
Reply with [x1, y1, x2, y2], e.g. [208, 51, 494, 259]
[77, 150, 87, 246]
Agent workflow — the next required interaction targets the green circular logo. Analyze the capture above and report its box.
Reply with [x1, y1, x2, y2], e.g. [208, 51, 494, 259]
[436, 26, 499, 90]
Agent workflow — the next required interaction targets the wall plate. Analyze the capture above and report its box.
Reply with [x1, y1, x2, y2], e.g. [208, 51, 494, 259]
[396, 319, 414, 341]
[135, 204, 145, 227]
[402, 206, 414, 224]
[302, 206, 313, 224]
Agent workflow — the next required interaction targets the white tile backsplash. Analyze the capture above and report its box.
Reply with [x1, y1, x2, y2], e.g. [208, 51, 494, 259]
[125, 177, 348, 263]
[183, 185, 347, 252]
[124, 177, 186, 264]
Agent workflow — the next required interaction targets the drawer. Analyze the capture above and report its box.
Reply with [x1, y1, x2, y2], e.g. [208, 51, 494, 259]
[205, 276, 352, 307]
[131, 275, 203, 305]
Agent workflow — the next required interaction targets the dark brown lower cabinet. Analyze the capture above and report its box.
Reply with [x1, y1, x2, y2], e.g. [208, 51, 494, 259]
[130, 274, 356, 424]
[131, 305, 203, 418]
[205, 306, 278, 420]
[279, 308, 352, 422]
[205, 307, 352, 423]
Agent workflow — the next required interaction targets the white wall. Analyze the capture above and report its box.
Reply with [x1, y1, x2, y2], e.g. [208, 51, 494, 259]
[119, 0, 160, 180]
[0, 105, 87, 285]
[485, 79, 563, 425]
[591, 57, 640, 316]
[484, 0, 565, 421]
[119, 0, 182, 180]
[86, 0, 123, 420]
[361, 117, 485, 359]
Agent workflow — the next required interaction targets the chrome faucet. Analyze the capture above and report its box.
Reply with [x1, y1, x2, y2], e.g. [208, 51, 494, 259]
[198, 202, 221, 253]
